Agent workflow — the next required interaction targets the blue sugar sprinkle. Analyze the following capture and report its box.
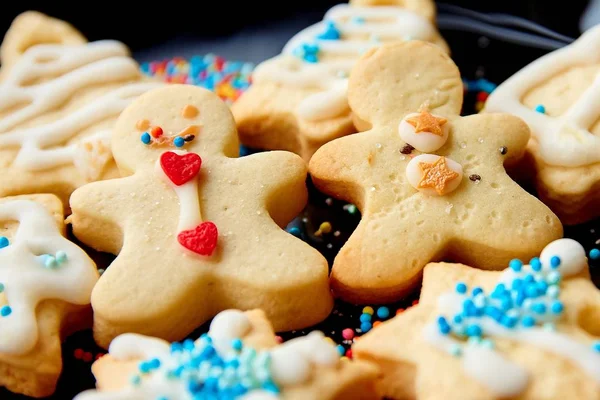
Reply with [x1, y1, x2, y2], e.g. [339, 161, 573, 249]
[231, 338, 243, 351]
[509, 259, 523, 272]
[472, 287, 483, 296]
[361, 321, 372, 333]
[465, 324, 483, 337]
[453, 315, 463, 324]
[377, 306, 390, 319]
[360, 313, 372, 322]
[317, 21, 341, 40]
[0, 283, 4, 293]
[141, 132, 151, 145]
[174, 137, 185, 148]
[550, 256, 561, 269]
[0, 237, 8, 249]
[455, 282, 467, 294]
[0, 306, 11, 317]
[531, 303, 547, 314]
[337, 345, 345, 356]
[437, 317, 451, 335]
[522, 316, 536, 327]
[551, 301, 564, 314]
[530, 257, 542, 271]
[590, 248, 600, 260]
[593, 342, 600, 353]
[534, 104, 546, 114]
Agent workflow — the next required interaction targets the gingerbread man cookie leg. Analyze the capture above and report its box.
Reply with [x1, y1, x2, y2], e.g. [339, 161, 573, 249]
[309, 41, 562, 304]
[70, 84, 333, 349]
[354, 239, 600, 399]
[484, 25, 600, 225]
[74, 309, 379, 400]
[0, 12, 163, 207]
[232, 0, 449, 162]
[0, 194, 98, 397]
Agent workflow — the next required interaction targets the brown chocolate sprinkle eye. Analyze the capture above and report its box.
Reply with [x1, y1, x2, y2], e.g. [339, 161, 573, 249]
[499, 146, 508, 155]
[400, 144, 414, 154]
[469, 174, 481, 182]
[184, 135, 196, 142]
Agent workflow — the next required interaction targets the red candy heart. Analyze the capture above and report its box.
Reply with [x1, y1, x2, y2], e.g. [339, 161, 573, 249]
[178, 222, 218, 256]
[160, 151, 202, 186]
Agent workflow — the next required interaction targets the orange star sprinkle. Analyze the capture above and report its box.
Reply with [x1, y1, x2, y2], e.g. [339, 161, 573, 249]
[406, 111, 448, 136]
[418, 157, 459, 195]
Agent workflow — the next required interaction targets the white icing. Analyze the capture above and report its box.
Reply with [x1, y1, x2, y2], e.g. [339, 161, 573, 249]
[253, 4, 438, 122]
[485, 24, 600, 167]
[539, 238, 588, 276]
[423, 239, 599, 396]
[405, 154, 463, 195]
[423, 323, 529, 397]
[155, 151, 202, 233]
[0, 200, 98, 354]
[109, 333, 171, 361]
[209, 309, 252, 357]
[270, 331, 339, 386]
[75, 310, 339, 400]
[398, 112, 450, 152]
[0, 40, 162, 175]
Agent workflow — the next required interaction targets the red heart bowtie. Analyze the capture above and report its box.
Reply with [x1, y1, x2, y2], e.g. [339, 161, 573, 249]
[178, 222, 218, 256]
[160, 151, 202, 186]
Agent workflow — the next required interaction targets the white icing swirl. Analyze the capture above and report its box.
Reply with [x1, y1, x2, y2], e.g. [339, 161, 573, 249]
[0, 200, 98, 354]
[0, 40, 162, 177]
[485, 24, 600, 167]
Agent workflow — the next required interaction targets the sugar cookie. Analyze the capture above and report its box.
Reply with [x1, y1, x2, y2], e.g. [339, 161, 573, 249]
[74, 309, 378, 400]
[69, 84, 333, 348]
[354, 239, 600, 399]
[232, 0, 448, 161]
[309, 41, 562, 304]
[0, 194, 98, 397]
[485, 25, 600, 224]
[0, 12, 162, 206]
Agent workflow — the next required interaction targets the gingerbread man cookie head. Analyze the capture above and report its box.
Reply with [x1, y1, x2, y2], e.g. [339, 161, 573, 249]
[70, 84, 332, 348]
[112, 84, 239, 175]
[310, 40, 562, 304]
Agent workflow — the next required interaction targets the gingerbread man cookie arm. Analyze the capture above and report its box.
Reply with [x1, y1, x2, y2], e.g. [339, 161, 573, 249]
[230, 151, 309, 228]
[0, 11, 86, 78]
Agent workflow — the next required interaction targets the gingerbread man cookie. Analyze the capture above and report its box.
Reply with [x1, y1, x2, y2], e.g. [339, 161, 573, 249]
[69, 84, 332, 348]
[309, 41, 562, 304]
[74, 309, 379, 399]
[0, 194, 98, 397]
[0, 12, 162, 206]
[354, 239, 600, 399]
[485, 25, 600, 225]
[232, 0, 448, 161]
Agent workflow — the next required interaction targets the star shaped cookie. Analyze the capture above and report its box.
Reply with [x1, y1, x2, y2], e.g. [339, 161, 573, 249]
[353, 239, 600, 399]
[0, 12, 161, 206]
[75, 309, 379, 399]
[232, 0, 448, 161]
[309, 41, 562, 304]
[70, 85, 333, 348]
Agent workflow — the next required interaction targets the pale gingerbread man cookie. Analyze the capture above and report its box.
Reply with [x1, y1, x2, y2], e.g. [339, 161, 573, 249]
[0, 194, 98, 397]
[232, 0, 448, 161]
[485, 25, 600, 225]
[74, 309, 379, 400]
[354, 239, 600, 399]
[0, 12, 162, 206]
[69, 84, 332, 349]
[309, 41, 562, 304]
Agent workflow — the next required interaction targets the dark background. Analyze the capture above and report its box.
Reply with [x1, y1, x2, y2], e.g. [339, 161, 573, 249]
[0, 1, 598, 399]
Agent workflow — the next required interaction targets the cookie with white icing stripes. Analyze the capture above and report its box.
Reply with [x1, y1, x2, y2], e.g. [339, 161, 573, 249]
[485, 25, 600, 225]
[69, 84, 333, 349]
[354, 238, 600, 399]
[309, 40, 562, 304]
[74, 309, 379, 400]
[0, 12, 162, 207]
[0, 194, 98, 397]
[232, 0, 448, 161]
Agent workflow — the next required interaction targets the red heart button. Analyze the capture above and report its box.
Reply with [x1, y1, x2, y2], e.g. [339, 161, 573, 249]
[178, 222, 218, 256]
[160, 151, 202, 186]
